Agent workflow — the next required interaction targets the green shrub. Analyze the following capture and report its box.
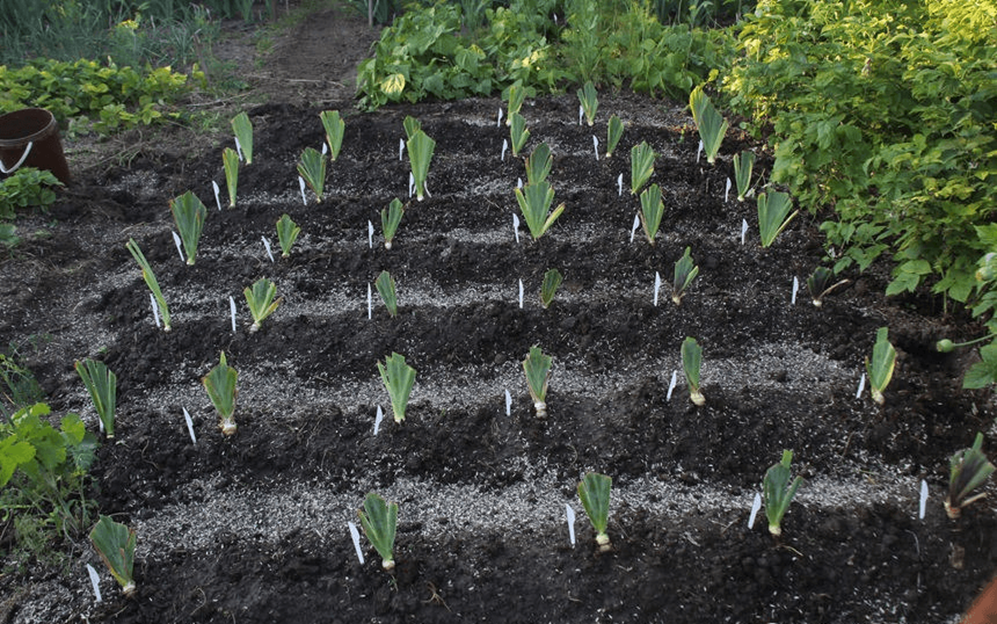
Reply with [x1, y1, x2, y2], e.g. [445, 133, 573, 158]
[0, 168, 63, 220]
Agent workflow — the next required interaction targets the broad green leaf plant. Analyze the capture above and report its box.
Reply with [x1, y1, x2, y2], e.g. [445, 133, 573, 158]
[230, 111, 253, 164]
[525, 142, 553, 185]
[577, 472, 612, 551]
[630, 141, 655, 196]
[605, 115, 624, 158]
[276, 214, 300, 258]
[378, 353, 416, 423]
[125, 239, 171, 332]
[733, 151, 755, 201]
[381, 198, 405, 249]
[170, 191, 207, 265]
[757, 191, 797, 248]
[672, 247, 699, 306]
[319, 110, 345, 161]
[89, 515, 137, 597]
[806, 267, 849, 308]
[244, 278, 282, 332]
[223, 147, 239, 208]
[689, 84, 728, 164]
[509, 112, 530, 158]
[945, 432, 995, 519]
[74, 359, 117, 438]
[297, 147, 327, 203]
[406, 128, 436, 201]
[375, 270, 398, 317]
[577, 80, 598, 126]
[515, 181, 565, 240]
[638, 183, 664, 245]
[762, 450, 802, 537]
[522, 346, 552, 418]
[358, 492, 398, 571]
[865, 327, 896, 405]
[681, 337, 704, 406]
[540, 268, 563, 309]
[203, 351, 238, 435]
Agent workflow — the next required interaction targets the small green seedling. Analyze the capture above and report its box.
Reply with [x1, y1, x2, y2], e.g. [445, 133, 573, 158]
[358, 492, 398, 571]
[806, 266, 849, 308]
[125, 239, 171, 332]
[509, 112, 530, 157]
[865, 327, 896, 405]
[170, 191, 207, 265]
[504, 81, 526, 124]
[319, 110, 345, 161]
[89, 515, 136, 597]
[523, 346, 552, 418]
[733, 151, 755, 201]
[525, 142, 552, 185]
[402, 115, 422, 140]
[230, 111, 253, 164]
[681, 337, 704, 406]
[378, 353, 416, 423]
[381, 198, 405, 249]
[757, 191, 798, 248]
[244, 278, 282, 333]
[945, 433, 995, 519]
[638, 183, 664, 245]
[689, 84, 728, 165]
[672, 247, 699, 306]
[275, 214, 300, 258]
[222, 147, 239, 208]
[605, 115, 624, 158]
[763, 449, 802, 537]
[406, 129, 436, 201]
[630, 141, 655, 195]
[577, 472, 612, 551]
[203, 351, 238, 435]
[375, 270, 398, 317]
[515, 181, 565, 240]
[75, 359, 117, 438]
[540, 268, 563, 309]
[577, 80, 598, 126]
[297, 147, 326, 203]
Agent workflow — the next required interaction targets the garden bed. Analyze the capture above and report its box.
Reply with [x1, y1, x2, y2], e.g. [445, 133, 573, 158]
[1, 90, 995, 623]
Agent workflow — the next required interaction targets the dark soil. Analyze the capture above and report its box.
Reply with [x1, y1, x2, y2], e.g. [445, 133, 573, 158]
[2, 5, 996, 624]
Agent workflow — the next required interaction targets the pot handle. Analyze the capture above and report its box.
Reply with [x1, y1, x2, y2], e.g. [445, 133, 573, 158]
[0, 141, 34, 174]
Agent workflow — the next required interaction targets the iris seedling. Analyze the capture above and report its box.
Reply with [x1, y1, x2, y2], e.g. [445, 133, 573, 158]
[540, 268, 563, 309]
[733, 151, 755, 201]
[577, 472, 612, 551]
[522, 346, 552, 418]
[75, 359, 117, 438]
[630, 141, 655, 195]
[672, 247, 699, 306]
[358, 492, 398, 571]
[638, 183, 664, 245]
[577, 80, 598, 126]
[230, 111, 253, 164]
[681, 337, 704, 406]
[170, 191, 207, 265]
[319, 110, 345, 161]
[757, 191, 798, 248]
[125, 238, 171, 332]
[806, 267, 849, 308]
[375, 270, 398, 317]
[244, 278, 282, 332]
[297, 147, 326, 203]
[275, 214, 300, 258]
[381, 198, 404, 249]
[509, 112, 530, 158]
[203, 351, 238, 435]
[402, 115, 422, 141]
[762, 450, 802, 537]
[945, 433, 995, 519]
[406, 128, 435, 201]
[504, 81, 526, 125]
[89, 515, 136, 597]
[865, 327, 896, 405]
[689, 85, 728, 165]
[525, 142, 552, 185]
[378, 353, 416, 423]
[222, 147, 239, 208]
[605, 115, 624, 158]
[515, 180, 565, 240]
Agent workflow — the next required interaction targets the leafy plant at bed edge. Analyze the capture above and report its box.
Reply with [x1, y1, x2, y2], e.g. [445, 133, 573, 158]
[681, 337, 704, 406]
[516, 181, 565, 241]
[358, 492, 397, 571]
[375, 270, 398, 317]
[806, 267, 849, 308]
[540, 268, 563, 309]
[320, 110, 345, 161]
[0, 167, 63, 219]
[244, 278, 282, 333]
[125, 238, 171, 332]
[757, 191, 797, 248]
[378, 353, 416, 423]
[89, 514, 136, 597]
[689, 84, 727, 165]
[170, 191, 207, 265]
[638, 183, 664, 245]
[672, 247, 699, 305]
[522, 346, 552, 418]
[203, 351, 238, 436]
[630, 141, 654, 196]
[74, 359, 117, 438]
[525, 142, 552, 186]
[865, 327, 896, 405]
[733, 151, 755, 201]
[763, 449, 802, 537]
[605, 115, 624, 158]
[577, 472, 612, 552]
[381, 198, 404, 249]
[276, 214, 300, 258]
[945, 432, 995, 519]
[297, 147, 326, 204]
[222, 147, 239, 208]
[230, 111, 253, 164]
[577, 80, 598, 126]
[406, 128, 436, 201]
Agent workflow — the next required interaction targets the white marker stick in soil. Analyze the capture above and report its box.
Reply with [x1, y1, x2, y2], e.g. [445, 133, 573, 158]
[497, 107, 503, 128]
[374, 405, 384, 435]
[741, 218, 749, 245]
[262, 236, 274, 263]
[367, 283, 372, 320]
[86, 563, 102, 603]
[919, 480, 928, 520]
[298, 176, 307, 205]
[748, 492, 762, 529]
[566, 503, 576, 546]
[618, 173, 623, 197]
[182, 407, 196, 444]
[518, 279, 524, 309]
[408, 172, 415, 198]
[368, 220, 374, 249]
[505, 389, 512, 416]
[579, 105, 584, 125]
[347, 522, 365, 564]
[399, 138, 404, 161]
[791, 276, 799, 305]
[592, 136, 599, 161]
[171, 231, 184, 263]
[501, 139, 508, 162]
[235, 136, 244, 161]
[630, 213, 640, 243]
[666, 370, 678, 402]
[696, 140, 703, 163]
[150, 293, 161, 329]
[229, 296, 237, 333]
[725, 178, 732, 203]
[517, 177, 523, 189]
[856, 372, 866, 399]
[512, 213, 520, 243]
[653, 271, 662, 307]
[212, 180, 222, 211]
